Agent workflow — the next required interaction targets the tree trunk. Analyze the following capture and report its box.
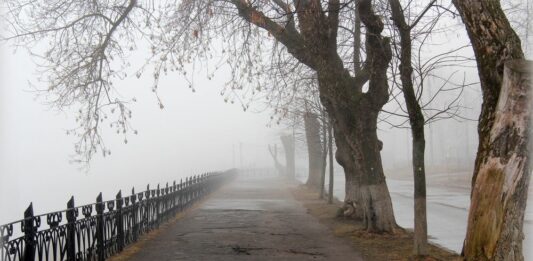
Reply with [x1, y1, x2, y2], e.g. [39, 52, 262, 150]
[412, 127, 427, 256]
[281, 134, 295, 180]
[452, 1, 528, 259]
[320, 111, 328, 199]
[315, 0, 397, 233]
[452, 0, 524, 186]
[463, 60, 532, 261]
[389, 0, 428, 255]
[319, 69, 397, 233]
[353, 1, 361, 73]
[268, 144, 285, 176]
[304, 112, 324, 189]
[336, 102, 397, 233]
[328, 122, 334, 204]
[234, 0, 397, 233]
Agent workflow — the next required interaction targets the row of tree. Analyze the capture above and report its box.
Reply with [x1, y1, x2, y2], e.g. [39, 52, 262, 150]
[3, 0, 531, 259]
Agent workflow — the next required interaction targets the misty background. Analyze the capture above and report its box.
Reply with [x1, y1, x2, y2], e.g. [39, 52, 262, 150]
[0, 39, 480, 221]
[0, 43, 286, 223]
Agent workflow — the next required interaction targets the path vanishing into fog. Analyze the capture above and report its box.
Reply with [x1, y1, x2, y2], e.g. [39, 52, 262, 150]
[124, 175, 363, 261]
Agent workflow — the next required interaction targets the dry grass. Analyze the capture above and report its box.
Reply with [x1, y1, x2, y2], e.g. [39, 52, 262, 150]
[291, 185, 462, 261]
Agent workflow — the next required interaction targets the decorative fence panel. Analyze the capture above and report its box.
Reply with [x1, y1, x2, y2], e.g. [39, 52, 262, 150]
[0, 170, 236, 261]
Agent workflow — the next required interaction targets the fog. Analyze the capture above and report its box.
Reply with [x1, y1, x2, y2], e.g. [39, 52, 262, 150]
[0, 2, 531, 258]
[0, 43, 284, 223]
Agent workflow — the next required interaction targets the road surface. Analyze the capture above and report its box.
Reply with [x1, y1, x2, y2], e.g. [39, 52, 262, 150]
[126, 175, 364, 261]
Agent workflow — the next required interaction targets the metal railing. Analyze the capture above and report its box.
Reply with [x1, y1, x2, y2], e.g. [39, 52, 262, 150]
[0, 170, 236, 261]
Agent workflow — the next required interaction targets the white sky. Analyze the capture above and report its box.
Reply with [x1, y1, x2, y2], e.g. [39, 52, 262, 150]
[0, 41, 283, 222]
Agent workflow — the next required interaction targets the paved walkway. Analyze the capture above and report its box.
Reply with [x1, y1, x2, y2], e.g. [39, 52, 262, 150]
[127, 175, 363, 260]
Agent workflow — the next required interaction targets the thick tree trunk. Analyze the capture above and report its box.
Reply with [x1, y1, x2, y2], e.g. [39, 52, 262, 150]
[463, 60, 532, 261]
[281, 134, 295, 180]
[452, 1, 528, 259]
[389, 0, 428, 255]
[319, 69, 397, 233]
[315, 0, 397, 233]
[452, 0, 524, 186]
[304, 112, 324, 189]
[234, 0, 397, 233]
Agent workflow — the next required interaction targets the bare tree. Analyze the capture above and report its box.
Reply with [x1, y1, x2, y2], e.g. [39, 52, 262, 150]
[388, 0, 431, 255]
[386, 0, 473, 256]
[369, 0, 476, 255]
[3, 0, 401, 232]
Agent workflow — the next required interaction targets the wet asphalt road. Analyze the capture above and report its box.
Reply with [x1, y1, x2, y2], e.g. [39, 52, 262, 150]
[127, 175, 363, 261]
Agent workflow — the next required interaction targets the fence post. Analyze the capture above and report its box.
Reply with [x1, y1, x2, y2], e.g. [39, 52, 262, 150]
[205, 174, 208, 193]
[189, 177, 193, 204]
[145, 185, 151, 228]
[96, 193, 105, 261]
[66, 197, 76, 261]
[199, 174, 203, 197]
[131, 188, 138, 241]
[179, 179, 183, 211]
[186, 177, 190, 207]
[144, 185, 149, 228]
[193, 175, 197, 201]
[115, 191, 124, 252]
[23, 203, 36, 261]
[172, 181, 177, 214]
[156, 184, 160, 227]
[196, 175, 200, 199]
[165, 182, 169, 219]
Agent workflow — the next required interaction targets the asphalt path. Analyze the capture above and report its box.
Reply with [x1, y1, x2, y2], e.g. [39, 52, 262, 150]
[127, 175, 364, 261]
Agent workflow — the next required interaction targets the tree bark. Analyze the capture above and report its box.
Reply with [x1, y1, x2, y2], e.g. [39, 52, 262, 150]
[353, 1, 361, 74]
[462, 60, 532, 261]
[328, 122, 334, 204]
[389, 0, 428, 256]
[304, 112, 324, 189]
[320, 111, 328, 199]
[281, 134, 295, 180]
[318, 64, 397, 232]
[471, 59, 533, 260]
[452, 1, 529, 259]
[452, 0, 524, 186]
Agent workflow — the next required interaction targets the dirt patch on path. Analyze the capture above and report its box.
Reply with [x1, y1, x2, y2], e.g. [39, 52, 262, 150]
[291, 185, 462, 261]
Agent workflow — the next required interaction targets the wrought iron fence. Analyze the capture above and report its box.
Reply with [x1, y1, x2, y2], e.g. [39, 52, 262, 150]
[0, 170, 236, 261]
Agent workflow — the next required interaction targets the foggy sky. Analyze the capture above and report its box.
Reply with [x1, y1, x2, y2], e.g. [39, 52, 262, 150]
[0, 43, 284, 223]
[0, 15, 495, 224]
